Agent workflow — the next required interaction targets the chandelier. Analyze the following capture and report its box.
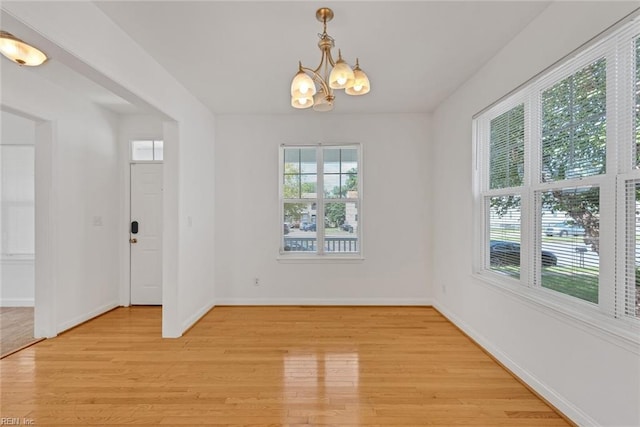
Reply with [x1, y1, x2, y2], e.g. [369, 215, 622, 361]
[290, 7, 371, 112]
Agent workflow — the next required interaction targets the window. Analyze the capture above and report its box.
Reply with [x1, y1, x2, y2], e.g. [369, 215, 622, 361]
[474, 17, 640, 334]
[536, 57, 606, 304]
[538, 186, 600, 304]
[623, 180, 640, 318]
[623, 34, 640, 319]
[488, 195, 522, 278]
[280, 144, 361, 257]
[131, 140, 163, 161]
[486, 103, 525, 280]
[541, 59, 606, 181]
[0, 145, 34, 257]
[490, 104, 525, 189]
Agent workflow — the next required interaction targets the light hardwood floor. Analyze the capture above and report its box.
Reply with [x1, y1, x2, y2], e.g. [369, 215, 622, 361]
[0, 306, 570, 426]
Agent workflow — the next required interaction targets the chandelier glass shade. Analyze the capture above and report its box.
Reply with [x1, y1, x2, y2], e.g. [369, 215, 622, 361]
[0, 31, 47, 66]
[290, 8, 370, 112]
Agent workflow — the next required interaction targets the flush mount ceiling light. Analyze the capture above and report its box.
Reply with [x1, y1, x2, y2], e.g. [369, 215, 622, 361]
[0, 31, 47, 66]
[290, 7, 370, 112]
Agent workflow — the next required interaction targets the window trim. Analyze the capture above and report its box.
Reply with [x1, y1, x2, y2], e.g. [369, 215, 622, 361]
[278, 143, 364, 261]
[473, 16, 640, 347]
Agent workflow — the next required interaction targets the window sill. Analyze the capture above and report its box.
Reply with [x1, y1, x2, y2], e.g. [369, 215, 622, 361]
[473, 271, 640, 354]
[1, 255, 35, 264]
[277, 254, 365, 264]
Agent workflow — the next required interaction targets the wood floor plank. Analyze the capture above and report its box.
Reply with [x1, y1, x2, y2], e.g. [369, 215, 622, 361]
[0, 306, 571, 425]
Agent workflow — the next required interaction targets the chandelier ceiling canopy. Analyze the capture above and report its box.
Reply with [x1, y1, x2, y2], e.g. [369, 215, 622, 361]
[290, 7, 371, 112]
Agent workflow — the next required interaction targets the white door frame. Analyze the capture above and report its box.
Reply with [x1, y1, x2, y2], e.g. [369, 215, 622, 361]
[120, 140, 163, 307]
[1, 106, 57, 339]
[34, 119, 57, 338]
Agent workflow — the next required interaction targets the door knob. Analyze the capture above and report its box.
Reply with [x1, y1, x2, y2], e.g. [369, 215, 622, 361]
[130, 238, 138, 244]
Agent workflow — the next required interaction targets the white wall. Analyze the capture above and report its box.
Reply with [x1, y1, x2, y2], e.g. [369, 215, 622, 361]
[1, 63, 121, 333]
[3, 2, 217, 337]
[0, 112, 36, 306]
[431, 3, 640, 426]
[1, 110, 36, 145]
[215, 113, 431, 304]
[0, 258, 34, 306]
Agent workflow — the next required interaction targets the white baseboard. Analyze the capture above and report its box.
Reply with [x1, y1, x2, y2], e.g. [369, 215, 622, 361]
[57, 301, 119, 334]
[215, 298, 433, 306]
[433, 302, 595, 427]
[0, 298, 35, 307]
[181, 300, 216, 334]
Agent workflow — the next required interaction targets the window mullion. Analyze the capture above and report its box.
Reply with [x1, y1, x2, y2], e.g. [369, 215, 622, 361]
[472, 118, 485, 273]
[317, 146, 325, 255]
[522, 94, 536, 288]
[599, 175, 618, 316]
[597, 43, 622, 316]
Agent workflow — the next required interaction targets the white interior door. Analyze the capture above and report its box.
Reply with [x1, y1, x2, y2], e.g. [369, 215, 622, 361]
[130, 163, 162, 305]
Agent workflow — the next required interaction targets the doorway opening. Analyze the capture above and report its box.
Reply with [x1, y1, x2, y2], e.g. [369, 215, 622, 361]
[0, 111, 42, 357]
[129, 140, 163, 305]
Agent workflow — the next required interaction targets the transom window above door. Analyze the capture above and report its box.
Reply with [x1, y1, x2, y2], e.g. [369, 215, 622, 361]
[131, 140, 163, 161]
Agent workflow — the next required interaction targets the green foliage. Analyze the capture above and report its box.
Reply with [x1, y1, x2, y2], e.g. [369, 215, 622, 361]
[489, 104, 524, 189]
[324, 170, 357, 224]
[284, 203, 305, 223]
[283, 163, 316, 199]
[541, 58, 606, 181]
[325, 203, 346, 226]
[542, 187, 600, 252]
[283, 163, 314, 223]
[490, 195, 521, 217]
[344, 172, 358, 193]
[326, 168, 358, 198]
[283, 163, 300, 199]
[541, 267, 599, 304]
[538, 59, 606, 252]
[490, 59, 607, 253]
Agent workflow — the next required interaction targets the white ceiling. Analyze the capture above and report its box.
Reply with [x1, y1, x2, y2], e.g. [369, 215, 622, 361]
[0, 7, 146, 116]
[93, 1, 551, 115]
[31, 60, 142, 115]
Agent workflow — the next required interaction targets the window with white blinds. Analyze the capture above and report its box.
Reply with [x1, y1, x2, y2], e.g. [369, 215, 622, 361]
[537, 186, 600, 304]
[474, 16, 640, 334]
[541, 58, 607, 181]
[490, 105, 525, 189]
[623, 180, 640, 319]
[488, 195, 522, 278]
[620, 34, 640, 320]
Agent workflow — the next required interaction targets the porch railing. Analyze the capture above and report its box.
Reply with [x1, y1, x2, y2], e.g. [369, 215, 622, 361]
[284, 236, 358, 252]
